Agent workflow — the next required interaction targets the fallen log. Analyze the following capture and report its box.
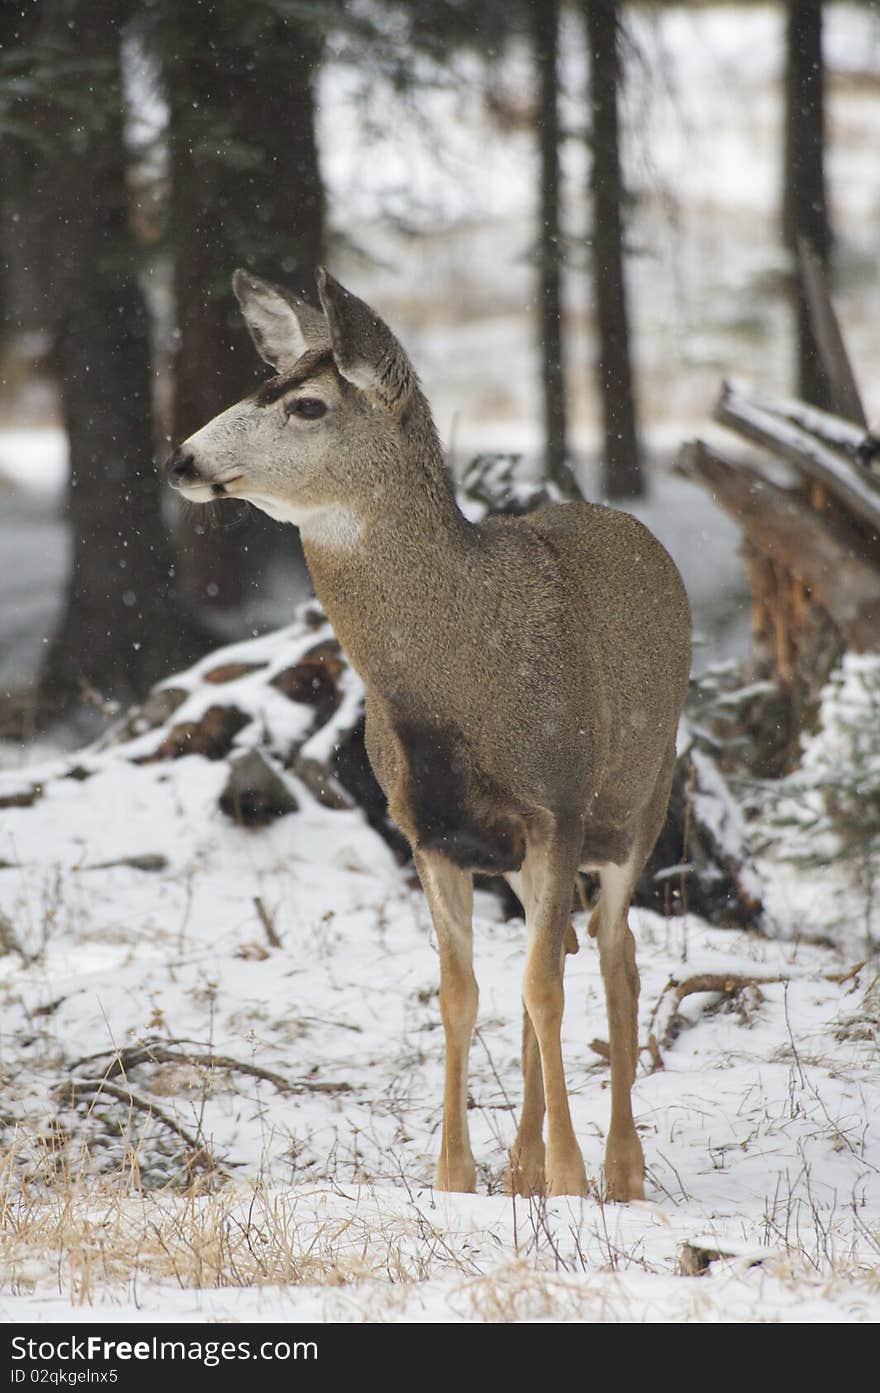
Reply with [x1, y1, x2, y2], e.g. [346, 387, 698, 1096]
[678, 439, 880, 652]
[715, 379, 880, 540]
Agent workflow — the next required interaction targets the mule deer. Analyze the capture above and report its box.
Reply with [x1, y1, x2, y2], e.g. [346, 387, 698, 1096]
[167, 268, 691, 1200]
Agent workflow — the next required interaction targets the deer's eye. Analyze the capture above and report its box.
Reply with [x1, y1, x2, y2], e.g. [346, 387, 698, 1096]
[287, 397, 327, 420]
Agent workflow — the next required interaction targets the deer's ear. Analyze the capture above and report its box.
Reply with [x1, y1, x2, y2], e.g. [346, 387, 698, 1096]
[233, 270, 328, 370]
[316, 267, 415, 413]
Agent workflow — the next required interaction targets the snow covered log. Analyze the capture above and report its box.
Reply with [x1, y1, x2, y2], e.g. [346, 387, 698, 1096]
[680, 368, 880, 721]
[715, 378, 880, 534]
[103, 602, 377, 829]
[678, 439, 880, 653]
[458, 452, 579, 518]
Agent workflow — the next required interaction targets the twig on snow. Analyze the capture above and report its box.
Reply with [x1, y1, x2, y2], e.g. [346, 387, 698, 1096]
[253, 895, 283, 949]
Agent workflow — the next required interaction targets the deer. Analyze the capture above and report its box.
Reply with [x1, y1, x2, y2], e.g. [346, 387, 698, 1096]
[167, 267, 692, 1202]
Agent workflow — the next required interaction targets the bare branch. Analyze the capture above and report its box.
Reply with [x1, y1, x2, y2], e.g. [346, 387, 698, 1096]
[69, 1040, 350, 1097]
[61, 1078, 220, 1175]
[647, 971, 790, 1053]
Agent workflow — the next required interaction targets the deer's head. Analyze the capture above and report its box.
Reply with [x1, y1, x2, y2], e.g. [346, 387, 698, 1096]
[167, 269, 422, 544]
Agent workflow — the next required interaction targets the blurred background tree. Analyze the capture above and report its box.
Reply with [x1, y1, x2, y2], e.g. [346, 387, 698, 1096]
[2, 0, 200, 726]
[782, 0, 833, 412]
[2, 0, 875, 741]
[532, 0, 572, 493]
[150, 0, 325, 613]
[583, 0, 641, 500]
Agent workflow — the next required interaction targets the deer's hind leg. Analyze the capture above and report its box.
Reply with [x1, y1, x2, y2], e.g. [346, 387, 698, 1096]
[415, 851, 478, 1193]
[595, 859, 644, 1202]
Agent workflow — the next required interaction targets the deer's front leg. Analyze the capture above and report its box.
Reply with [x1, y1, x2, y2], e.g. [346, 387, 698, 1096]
[416, 852, 477, 1193]
[518, 831, 588, 1198]
[506, 870, 581, 1196]
[507, 1007, 546, 1196]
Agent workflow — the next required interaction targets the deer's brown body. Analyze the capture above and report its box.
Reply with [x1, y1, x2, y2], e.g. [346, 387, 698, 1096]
[169, 268, 691, 1200]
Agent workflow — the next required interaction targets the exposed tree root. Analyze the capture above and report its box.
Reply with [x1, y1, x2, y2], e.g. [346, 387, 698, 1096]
[646, 972, 791, 1064]
[592, 971, 791, 1071]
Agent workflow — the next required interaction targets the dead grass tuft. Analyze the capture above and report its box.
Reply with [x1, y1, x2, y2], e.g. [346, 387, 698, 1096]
[0, 1173, 489, 1305]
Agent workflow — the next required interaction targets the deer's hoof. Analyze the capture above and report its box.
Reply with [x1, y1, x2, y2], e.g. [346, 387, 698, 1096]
[604, 1131, 645, 1203]
[545, 1145, 589, 1198]
[435, 1154, 476, 1194]
[506, 1141, 546, 1197]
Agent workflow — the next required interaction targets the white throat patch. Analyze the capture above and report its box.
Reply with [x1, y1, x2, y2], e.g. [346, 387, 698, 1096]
[245, 496, 363, 550]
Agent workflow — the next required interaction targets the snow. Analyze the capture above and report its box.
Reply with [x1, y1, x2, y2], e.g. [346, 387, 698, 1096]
[0, 627, 878, 1323]
[0, 429, 67, 497]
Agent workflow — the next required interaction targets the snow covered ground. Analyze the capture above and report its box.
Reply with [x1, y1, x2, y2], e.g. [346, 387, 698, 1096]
[0, 621, 877, 1323]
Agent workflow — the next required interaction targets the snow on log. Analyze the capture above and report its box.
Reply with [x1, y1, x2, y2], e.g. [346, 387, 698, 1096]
[95, 602, 369, 824]
[723, 379, 868, 458]
[716, 379, 880, 535]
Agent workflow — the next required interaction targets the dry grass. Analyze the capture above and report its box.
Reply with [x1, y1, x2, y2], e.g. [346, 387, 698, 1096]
[0, 1169, 489, 1305]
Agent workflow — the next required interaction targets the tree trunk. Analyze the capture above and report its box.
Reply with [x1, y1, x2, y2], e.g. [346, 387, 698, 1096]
[583, 0, 642, 500]
[164, 7, 324, 611]
[0, 4, 56, 384]
[532, 0, 574, 493]
[783, 0, 833, 411]
[34, 0, 200, 725]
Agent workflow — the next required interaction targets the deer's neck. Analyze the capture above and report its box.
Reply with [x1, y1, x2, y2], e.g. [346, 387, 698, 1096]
[301, 425, 475, 701]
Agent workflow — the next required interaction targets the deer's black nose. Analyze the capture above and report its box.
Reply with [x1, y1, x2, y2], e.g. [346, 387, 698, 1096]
[166, 449, 199, 483]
